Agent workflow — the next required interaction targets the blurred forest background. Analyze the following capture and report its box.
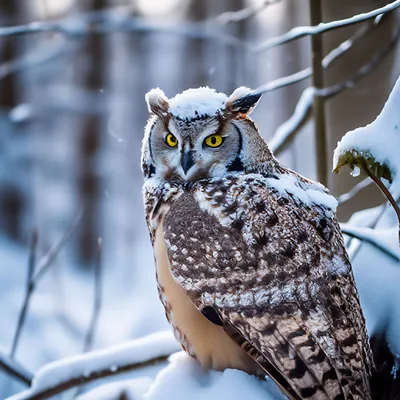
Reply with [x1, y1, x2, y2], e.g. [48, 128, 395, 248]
[0, 0, 399, 398]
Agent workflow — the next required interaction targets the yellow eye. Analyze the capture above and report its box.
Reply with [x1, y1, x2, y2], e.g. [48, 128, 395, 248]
[166, 133, 178, 147]
[204, 134, 223, 148]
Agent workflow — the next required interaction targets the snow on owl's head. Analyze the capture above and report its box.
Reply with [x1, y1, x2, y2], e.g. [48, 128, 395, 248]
[141, 86, 265, 182]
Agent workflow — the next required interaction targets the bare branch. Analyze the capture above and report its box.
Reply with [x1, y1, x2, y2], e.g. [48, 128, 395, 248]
[269, 87, 314, 155]
[337, 178, 373, 206]
[0, 40, 71, 82]
[270, 18, 400, 156]
[217, 0, 282, 24]
[254, 0, 400, 52]
[0, 352, 33, 386]
[33, 208, 84, 284]
[10, 232, 38, 359]
[83, 238, 103, 352]
[341, 223, 400, 262]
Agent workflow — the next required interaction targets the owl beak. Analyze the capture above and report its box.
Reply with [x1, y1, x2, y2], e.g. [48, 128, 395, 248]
[181, 150, 195, 175]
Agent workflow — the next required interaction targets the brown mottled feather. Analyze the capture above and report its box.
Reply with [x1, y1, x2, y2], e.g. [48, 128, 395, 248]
[143, 172, 373, 400]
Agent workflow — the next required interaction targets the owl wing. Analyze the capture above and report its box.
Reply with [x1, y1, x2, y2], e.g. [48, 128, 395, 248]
[163, 174, 373, 400]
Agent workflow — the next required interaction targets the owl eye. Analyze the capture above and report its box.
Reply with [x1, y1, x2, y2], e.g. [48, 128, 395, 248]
[166, 133, 178, 147]
[204, 134, 224, 148]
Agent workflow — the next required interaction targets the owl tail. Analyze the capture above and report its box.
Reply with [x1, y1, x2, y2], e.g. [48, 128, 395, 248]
[370, 333, 400, 400]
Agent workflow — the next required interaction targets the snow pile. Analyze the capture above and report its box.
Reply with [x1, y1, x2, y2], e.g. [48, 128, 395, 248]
[333, 75, 400, 196]
[168, 87, 228, 120]
[77, 353, 283, 400]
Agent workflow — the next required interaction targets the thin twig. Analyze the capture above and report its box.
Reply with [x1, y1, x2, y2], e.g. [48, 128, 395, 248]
[337, 178, 372, 206]
[32, 208, 84, 284]
[254, 15, 383, 95]
[10, 232, 38, 359]
[270, 19, 400, 156]
[341, 224, 400, 262]
[347, 203, 388, 262]
[217, 0, 282, 24]
[310, 0, 328, 187]
[16, 354, 171, 400]
[83, 238, 103, 352]
[362, 166, 400, 244]
[254, 0, 400, 52]
[0, 352, 33, 386]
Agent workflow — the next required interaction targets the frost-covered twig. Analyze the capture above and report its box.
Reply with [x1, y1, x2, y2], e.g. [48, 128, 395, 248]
[269, 87, 313, 155]
[320, 22, 400, 99]
[10, 232, 38, 359]
[341, 223, 400, 262]
[254, 15, 383, 95]
[8, 331, 180, 400]
[337, 178, 372, 206]
[217, 0, 282, 24]
[270, 20, 399, 156]
[33, 208, 83, 284]
[0, 352, 33, 386]
[83, 238, 103, 352]
[254, 0, 400, 52]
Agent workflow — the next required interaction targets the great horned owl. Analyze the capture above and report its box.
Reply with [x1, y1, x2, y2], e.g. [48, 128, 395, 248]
[141, 86, 373, 400]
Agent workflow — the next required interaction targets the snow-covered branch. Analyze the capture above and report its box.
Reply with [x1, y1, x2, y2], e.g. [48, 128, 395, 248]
[337, 178, 372, 206]
[334, 74, 400, 239]
[254, 0, 400, 52]
[341, 223, 400, 262]
[269, 20, 399, 156]
[7, 331, 181, 400]
[217, 0, 282, 24]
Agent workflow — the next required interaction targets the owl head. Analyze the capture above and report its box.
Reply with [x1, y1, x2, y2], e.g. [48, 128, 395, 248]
[142, 86, 272, 181]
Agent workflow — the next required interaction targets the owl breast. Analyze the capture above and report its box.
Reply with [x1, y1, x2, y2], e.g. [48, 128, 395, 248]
[154, 224, 263, 375]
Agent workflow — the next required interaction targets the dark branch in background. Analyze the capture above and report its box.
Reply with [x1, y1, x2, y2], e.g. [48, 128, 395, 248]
[10, 232, 38, 359]
[0, 352, 33, 386]
[310, 0, 328, 187]
[83, 238, 103, 352]
[217, 0, 282, 24]
[270, 18, 400, 156]
[8, 210, 83, 368]
[341, 224, 400, 262]
[20, 354, 172, 400]
[337, 178, 372, 206]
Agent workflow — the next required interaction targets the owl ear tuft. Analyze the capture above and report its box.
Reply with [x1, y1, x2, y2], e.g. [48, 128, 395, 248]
[145, 88, 170, 118]
[225, 87, 262, 117]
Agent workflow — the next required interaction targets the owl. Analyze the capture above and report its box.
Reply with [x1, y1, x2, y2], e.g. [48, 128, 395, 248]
[141, 86, 373, 400]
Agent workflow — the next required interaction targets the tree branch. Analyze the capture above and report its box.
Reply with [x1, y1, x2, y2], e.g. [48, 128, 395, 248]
[337, 178, 372, 206]
[83, 238, 103, 352]
[310, 0, 328, 187]
[341, 223, 400, 262]
[254, 0, 400, 52]
[0, 352, 33, 386]
[270, 18, 400, 156]
[10, 232, 38, 359]
[217, 0, 283, 24]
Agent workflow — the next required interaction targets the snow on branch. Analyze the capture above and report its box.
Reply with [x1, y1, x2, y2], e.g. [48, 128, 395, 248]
[269, 21, 400, 156]
[253, 0, 400, 52]
[341, 223, 400, 262]
[333, 75, 400, 236]
[217, 0, 282, 24]
[7, 331, 181, 400]
[337, 178, 372, 206]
